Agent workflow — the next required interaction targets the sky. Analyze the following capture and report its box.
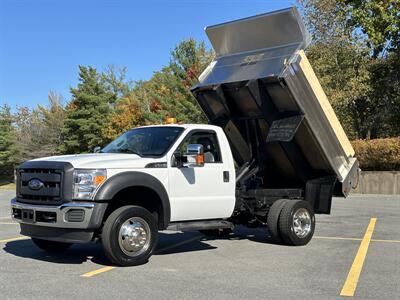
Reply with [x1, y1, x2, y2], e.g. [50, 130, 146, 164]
[0, 0, 294, 109]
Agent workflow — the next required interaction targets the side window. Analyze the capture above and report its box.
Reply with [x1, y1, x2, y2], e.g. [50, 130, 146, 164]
[177, 131, 222, 163]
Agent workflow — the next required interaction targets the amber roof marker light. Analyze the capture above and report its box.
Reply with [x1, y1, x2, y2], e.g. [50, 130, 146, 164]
[165, 117, 177, 124]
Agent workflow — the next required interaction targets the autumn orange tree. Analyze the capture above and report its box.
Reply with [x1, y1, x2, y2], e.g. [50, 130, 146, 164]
[101, 38, 214, 140]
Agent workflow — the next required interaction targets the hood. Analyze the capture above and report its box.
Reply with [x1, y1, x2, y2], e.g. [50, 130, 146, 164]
[31, 153, 162, 169]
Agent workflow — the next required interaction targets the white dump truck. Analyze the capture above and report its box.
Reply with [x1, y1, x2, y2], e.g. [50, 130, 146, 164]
[11, 7, 359, 266]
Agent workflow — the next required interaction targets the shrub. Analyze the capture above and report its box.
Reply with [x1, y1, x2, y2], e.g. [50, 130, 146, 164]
[351, 137, 400, 171]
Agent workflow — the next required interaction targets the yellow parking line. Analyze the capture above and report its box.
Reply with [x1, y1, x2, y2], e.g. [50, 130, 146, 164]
[81, 266, 116, 277]
[0, 236, 30, 243]
[340, 218, 377, 297]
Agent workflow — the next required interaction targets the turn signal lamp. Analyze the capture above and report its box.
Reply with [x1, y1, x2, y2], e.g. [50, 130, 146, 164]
[196, 153, 205, 166]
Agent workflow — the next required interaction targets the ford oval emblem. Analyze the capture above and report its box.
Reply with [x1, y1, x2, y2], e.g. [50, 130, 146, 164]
[28, 179, 44, 190]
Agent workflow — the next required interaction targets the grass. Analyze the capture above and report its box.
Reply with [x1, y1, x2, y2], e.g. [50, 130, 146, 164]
[0, 183, 16, 190]
[0, 175, 14, 189]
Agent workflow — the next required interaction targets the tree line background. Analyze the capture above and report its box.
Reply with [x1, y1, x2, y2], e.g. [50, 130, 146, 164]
[1, 0, 400, 181]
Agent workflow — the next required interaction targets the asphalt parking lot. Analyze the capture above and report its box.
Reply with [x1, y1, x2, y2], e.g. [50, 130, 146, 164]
[1, 190, 399, 299]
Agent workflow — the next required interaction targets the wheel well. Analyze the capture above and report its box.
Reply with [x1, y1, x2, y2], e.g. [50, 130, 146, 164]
[103, 186, 165, 229]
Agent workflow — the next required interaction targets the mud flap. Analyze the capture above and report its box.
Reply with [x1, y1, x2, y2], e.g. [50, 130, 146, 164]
[305, 176, 337, 214]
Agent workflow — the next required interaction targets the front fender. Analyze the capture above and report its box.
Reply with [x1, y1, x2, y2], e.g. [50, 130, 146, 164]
[94, 171, 170, 228]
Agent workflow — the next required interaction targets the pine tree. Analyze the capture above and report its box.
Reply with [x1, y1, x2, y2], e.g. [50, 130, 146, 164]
[61, 66, 115, 153]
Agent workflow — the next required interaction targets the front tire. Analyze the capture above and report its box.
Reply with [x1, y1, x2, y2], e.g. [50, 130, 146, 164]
[102, 205, 158, 266]
[31, 238, 72, 252]
[278, 200, 315, 246]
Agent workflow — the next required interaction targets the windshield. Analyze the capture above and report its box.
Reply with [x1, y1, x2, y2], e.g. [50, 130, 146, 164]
[101, 127, 184, 157]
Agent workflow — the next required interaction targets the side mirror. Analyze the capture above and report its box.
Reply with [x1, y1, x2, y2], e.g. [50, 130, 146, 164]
[183, 144, 204, 168]
[93, 146, 101, 153]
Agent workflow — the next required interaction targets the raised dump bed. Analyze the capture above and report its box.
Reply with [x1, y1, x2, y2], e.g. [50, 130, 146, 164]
[191, 7, 359, 199]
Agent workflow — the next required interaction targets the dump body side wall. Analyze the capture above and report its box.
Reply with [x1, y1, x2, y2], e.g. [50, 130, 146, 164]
[296, 50, 354, 157]
[281, 50, 356, 182]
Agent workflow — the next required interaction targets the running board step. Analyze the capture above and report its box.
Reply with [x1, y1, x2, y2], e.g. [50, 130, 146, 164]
[167, 220, 233, 232]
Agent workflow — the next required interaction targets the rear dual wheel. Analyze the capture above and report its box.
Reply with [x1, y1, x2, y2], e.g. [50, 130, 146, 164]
[267, 199, 315, 246]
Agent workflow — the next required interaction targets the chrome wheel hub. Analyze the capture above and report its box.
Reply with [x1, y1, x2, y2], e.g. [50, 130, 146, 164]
[292, 208, 312, 238]
[118, 217, 151, 256]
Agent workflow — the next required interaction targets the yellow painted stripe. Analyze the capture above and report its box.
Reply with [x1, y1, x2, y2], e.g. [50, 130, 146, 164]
[340, 218, 377, 297]
[315, 236, 362, 241]
[0, 236, 30, 243]
[81, 266, 116, 277]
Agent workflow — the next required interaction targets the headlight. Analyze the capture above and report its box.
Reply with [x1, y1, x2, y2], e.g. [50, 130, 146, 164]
[73, 169, 107, 200]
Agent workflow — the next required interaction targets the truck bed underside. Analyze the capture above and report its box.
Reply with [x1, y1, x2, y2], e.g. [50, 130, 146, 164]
[192, 78, 338, 215]
[193, 78, 332, 186]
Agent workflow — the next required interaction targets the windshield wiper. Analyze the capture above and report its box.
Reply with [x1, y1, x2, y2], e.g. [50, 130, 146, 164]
[118, 148, 142, 156]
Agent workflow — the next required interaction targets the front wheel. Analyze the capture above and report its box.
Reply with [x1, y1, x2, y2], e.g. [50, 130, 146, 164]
[278, 200, 315, 246]
[102, 205, 158, 266]
[32, 238, 72, 252]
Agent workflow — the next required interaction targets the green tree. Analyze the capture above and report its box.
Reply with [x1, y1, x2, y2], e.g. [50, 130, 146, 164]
[61, 66, 115, 153]
[369, 50, 400, 136]
[338, 0, 400, 135]
[343, 0, 400, 57]
[11, 93, 65, 163]
[101, 65, 133, 98]
[11, 106, 37, 164]
[299, 0, 376, 138]
[0, 104, 14, 178]
[298, 0, 351, 43]
[37, 92, 65, 155]
[131, 39, 213, 125]
[298, 0, 400, 139]
[306, 42, 376, 139]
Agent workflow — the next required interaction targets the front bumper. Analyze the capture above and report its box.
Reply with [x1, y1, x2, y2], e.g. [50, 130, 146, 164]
[11, 198, 107, 230]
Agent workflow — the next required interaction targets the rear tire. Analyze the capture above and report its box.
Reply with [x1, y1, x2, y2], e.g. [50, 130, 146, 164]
[32, 238, 72, 252]
[278, 200, 315, 246]
[102, 205, 158, 266]
[266, 199, 288, 243]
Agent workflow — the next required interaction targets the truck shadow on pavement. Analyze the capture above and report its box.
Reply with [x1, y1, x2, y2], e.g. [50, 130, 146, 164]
[3, 228, 278, 266]
[200, 226, 280, 246]
[3, 239, 110, 265]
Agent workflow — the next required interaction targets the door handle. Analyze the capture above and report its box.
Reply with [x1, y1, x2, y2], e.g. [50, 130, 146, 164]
[223, 171, 229, 182]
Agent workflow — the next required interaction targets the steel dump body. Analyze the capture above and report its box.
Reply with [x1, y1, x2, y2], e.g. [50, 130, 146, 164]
[192, 7, 358, 197]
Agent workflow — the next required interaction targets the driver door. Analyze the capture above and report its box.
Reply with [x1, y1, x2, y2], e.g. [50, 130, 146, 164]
[168, 130, 235, 221]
